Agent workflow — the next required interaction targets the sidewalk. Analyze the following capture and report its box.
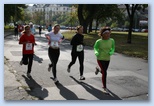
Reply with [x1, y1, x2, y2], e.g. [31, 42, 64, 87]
[4, 32, 38, 100]
[4, 58, 37, 100]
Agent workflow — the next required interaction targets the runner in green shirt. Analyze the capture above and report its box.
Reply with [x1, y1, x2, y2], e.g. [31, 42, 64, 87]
[94, 26, 115, 94]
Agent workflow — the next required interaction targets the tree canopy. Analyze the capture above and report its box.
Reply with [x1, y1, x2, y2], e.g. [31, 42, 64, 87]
[4, 4, 27, 25]
[77, 4, 123, 33]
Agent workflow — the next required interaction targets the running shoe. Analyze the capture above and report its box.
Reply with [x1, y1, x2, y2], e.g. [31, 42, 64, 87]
[53, 78, 59, 83]
[20, 60, 23, 65]
[67, 67, 70, 73]
[95, 66, 100, 75]
[102, 88, 109, 94]
[48, 64, 52, 72]
[79, 76, 85, 80]
[27, 73, 31, 78]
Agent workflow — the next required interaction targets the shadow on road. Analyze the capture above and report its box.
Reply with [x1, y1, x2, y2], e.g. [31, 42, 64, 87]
[22, 75, 48, 100]
[70, 76, 122, 100]
[33, 54, 43, 63]
[55, 82, 86, 100]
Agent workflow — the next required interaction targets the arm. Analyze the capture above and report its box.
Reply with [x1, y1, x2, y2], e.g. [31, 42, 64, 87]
[94, 40, 99, 56]
[34, 28, 36, 34]
[45, 33, 50, 40]
[58, 35, 65, 44]
[33, 35, 37, 45]
[70, 34, 83, 46]
[109, 39, 115, 55]
[19, 35, 26, 44]
[70, 35, 76, 45]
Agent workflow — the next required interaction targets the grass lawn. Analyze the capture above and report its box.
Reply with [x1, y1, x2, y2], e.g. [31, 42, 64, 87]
[62, 30, 148, 60]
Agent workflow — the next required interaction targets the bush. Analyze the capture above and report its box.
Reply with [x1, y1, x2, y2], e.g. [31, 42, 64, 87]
[4, 25, 14, 30]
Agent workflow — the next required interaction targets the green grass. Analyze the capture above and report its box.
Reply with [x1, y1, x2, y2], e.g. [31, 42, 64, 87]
[62, 31, 148, 60]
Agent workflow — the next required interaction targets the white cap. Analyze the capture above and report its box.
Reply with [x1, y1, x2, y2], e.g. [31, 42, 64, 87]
[29, 22, 33, 25]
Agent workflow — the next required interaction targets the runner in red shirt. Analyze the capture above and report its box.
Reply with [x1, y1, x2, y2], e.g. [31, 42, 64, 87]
[18, 24, 24, 37]
[19, 25, 37, 78]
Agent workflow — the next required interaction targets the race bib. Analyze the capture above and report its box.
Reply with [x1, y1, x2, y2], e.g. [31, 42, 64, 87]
[26, 43, 32, 50]
[50, 42, 59, 48]
[76, 44, 83, 52]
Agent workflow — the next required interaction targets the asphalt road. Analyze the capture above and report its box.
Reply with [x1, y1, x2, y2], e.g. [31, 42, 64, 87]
[4, 30, 148, 100]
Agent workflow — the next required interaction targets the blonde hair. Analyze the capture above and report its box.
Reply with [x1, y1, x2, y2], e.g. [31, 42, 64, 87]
[53, 24, 60, 28]
[76, 25, 83, 31]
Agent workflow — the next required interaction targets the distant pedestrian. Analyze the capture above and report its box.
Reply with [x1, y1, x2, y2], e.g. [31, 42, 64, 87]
[48, 24, 52, 32]
[94, 26, 115, 94]
[19, 25, 37, 78]
[38, 25, 42, 36]
[18, 24, 24, 37]
[30, 24, 36, 35]
[67, 25, 85, 80]
[45, 24, 65, 83]
[14, 23, 18, 39]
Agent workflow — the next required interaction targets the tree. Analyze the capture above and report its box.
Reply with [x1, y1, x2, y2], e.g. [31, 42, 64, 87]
[125, 4, 148, 43]
[4, 4, 27, 25]
[125, 4, 139, 44]
[93, 4, 123, 32]
[78, 4, 97, 34]
[77, 4, 123, 34]
[32, 11, 45, 25]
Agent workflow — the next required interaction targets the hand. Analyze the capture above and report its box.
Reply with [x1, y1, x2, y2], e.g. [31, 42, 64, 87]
[95, 52, 99, 56]
[58, 39, 62, 44]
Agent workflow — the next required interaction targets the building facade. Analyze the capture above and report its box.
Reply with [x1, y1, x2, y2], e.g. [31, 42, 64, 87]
[27, 4, 72, 25]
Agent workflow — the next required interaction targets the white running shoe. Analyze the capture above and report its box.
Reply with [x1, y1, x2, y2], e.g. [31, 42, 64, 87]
[102, 88, 109, 94]
[79, 76, 85, 80]
[27, 73, 31, 78]
[53, 78, 59, 83]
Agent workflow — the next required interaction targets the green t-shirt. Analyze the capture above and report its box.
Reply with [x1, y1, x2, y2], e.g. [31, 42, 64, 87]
[94, 38, 115, 61]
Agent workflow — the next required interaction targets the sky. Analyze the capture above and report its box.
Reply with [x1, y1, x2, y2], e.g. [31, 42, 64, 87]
[27, 4, 33, 6]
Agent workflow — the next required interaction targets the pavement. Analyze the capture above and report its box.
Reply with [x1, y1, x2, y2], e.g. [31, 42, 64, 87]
[4, 30, 149, 101]
[4, 31, 36, 100]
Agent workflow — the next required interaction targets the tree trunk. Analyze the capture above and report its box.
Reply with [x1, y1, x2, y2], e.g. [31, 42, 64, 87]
[83, 22, 88, 34]
[125, 4, 139, 44]
[95, 19, 99, 33]
[78, 5, 88, 34]
[127, 16, 134, 44]
[88, 21, 92, 33]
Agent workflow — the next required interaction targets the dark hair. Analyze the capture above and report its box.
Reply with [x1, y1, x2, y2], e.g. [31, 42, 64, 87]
[22, 25, 30, 33]
[98, 26, 111, 36]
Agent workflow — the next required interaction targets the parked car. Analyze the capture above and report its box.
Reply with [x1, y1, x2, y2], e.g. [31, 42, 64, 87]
[133, 28, 141, 32]
[111, 27, 123, 31]
[122, 28, 129, 32]
[60, 26, 67, 29]
[141, 29, 148, 32]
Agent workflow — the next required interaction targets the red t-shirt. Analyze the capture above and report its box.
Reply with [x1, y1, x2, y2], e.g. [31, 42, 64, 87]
[18, 25, 24, 32]
[19, 33, 35, 54]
